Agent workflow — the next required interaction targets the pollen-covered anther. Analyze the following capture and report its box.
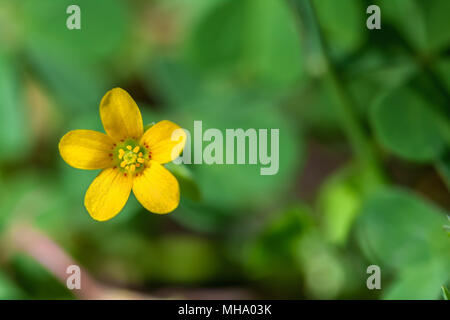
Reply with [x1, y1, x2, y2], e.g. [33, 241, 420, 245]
[114, 142, 148, 174]
[118, 149, 125, 159]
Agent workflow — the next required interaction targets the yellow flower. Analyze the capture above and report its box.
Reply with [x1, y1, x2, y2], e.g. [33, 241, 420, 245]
[59, 88, 186, 221]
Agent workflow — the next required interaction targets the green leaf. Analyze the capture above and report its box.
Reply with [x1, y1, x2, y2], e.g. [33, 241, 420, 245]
[384, 259, 448, 300]
[0, 51, 31, 161]
[21, 0, 129, 62]
[27, 48, 109, 111]
[312, 0, 365, 55]
[165, 162, 201, 202]
[442, 285, 450, 300]
[371, 87, 447, 162]
[379, 0, 427, 51]
[357, 187, 450, 299]
[144, 58, 205, 108]
[318, 167, 363, 245]
[19, 0, 129, 111]
[422, 1, 450, 52]
[357, 187, 449, 271]
[379, 0, 450, 53]
[187, 0, 303, 86]
[318, 163, 385, 245]
[348, 56, 417, 117]
[191, 99, 302, 211]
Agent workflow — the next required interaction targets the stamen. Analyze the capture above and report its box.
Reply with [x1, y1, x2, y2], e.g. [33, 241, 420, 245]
[114, 141, 146, 174]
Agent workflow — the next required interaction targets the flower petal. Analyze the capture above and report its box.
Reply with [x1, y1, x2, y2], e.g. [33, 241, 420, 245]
[59, 130, 114, 170]
[100, 88, 144, 141]
[84, 168, 133, 221]
[140, 120, 186, 164]
[132, 161, 180, 214]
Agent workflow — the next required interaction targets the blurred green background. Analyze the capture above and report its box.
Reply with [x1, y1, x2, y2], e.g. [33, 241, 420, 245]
[0, 0, 449, 300]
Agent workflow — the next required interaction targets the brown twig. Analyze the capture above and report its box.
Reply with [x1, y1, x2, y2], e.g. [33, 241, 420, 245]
[6, 222, 155, 300]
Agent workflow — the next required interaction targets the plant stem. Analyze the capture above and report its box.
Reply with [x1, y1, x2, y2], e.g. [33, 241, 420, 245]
[6, 223, 156, 300]
[290, 0, 383, 183]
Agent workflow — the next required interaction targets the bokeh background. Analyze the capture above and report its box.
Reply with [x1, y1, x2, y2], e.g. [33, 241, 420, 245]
[0, 0, 449, 300]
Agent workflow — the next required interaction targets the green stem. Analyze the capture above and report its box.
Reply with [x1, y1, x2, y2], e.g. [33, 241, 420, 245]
[290, 0, 382, 182]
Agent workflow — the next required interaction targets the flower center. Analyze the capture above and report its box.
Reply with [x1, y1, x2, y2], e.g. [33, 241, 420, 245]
[112, 139, 150, 175]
